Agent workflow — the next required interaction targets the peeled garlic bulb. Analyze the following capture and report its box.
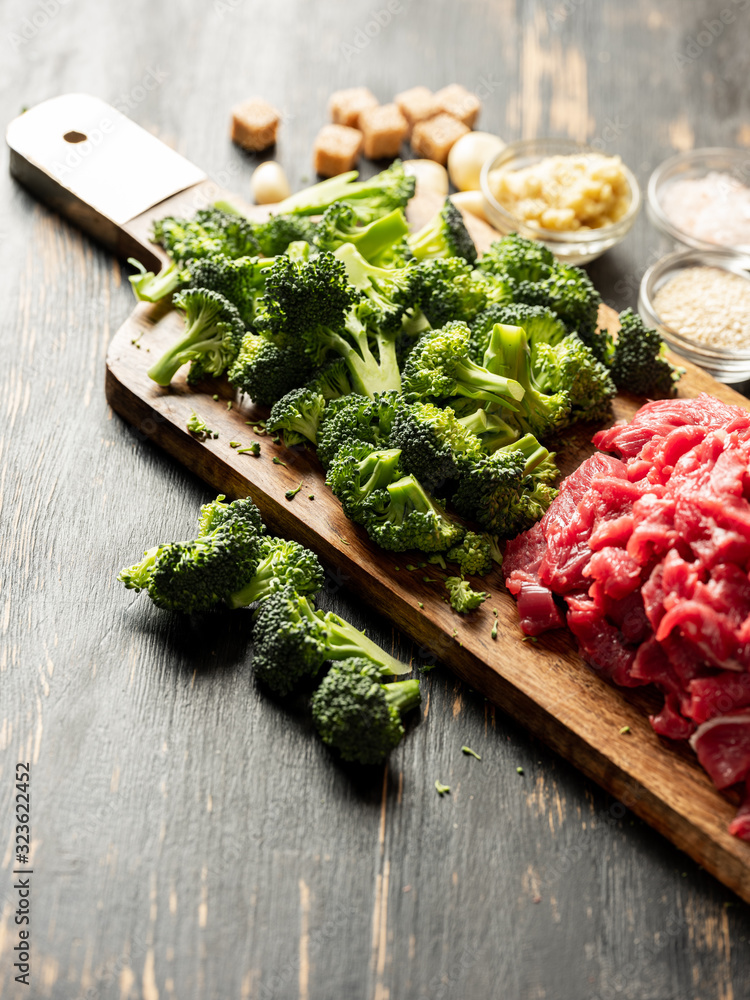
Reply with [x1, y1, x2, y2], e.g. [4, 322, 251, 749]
[251, 161, 291, 205]
[402, 159, 449, 197]
[447, 132, 505, 192]
[449, 191, 490, 224]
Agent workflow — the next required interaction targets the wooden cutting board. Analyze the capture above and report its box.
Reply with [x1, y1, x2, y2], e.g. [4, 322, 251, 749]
[9, 95, 750, 903]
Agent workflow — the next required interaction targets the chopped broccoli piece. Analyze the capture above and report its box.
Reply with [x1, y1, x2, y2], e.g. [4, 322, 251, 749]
[285, 483, 303, 501]
[186, 410, 216, 440]
[117, 495, 265, 614]
[453, 434, 558, 538]
[316, 391, 401, 469]
[470, 302, 569, 364]
[182, 255, 274, 326]
[251, 213, 318, 257]
[147, 287, 244, 386]
[416, 258, 493, 329]
[609, 309, 683, 397]
[326, 444, 403, 521]
[225, 536, 324, 609]
[407, 198, 477, 264]
[313, 203, 410, 261]
[446, 531, 493, 577]
[128, 257, 186, 303]
[267, 387, 327, 446]
[479, 233, 555, 284]
[153, 207, 261, 261]
[388, 399, 484, 493]
[305, 358, 353, 401]
[435, 780, 451, 795]
[533, 334, 615, 425]
[276, 160, 416, 223]
[401, 321, 525, 409]
[445, 576, 487, 612]
[455, 407, 519, 452]
[252, 586, 410, 695]
[311, 658, 421, 764]
[228, 333, 316, 406]
[362, 473, 465, 554]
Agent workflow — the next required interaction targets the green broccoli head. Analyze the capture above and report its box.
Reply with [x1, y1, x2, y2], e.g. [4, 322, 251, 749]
[445, 576, 488, 613]
[609, 309, 683, 397]
[314, 203, 410, 262]
[277, 160, 416, 222]
[305, 358, 353, 401]
[362, 473, 465, 554]
[407, 198, 477, 264]
[153, 207, 261, 261]
[147, 287, 245, 387]
[416, 257, 493, 329]
[401, 321, 525, 409]
[186, 255, 274, 327]
[446, 531, 494, 577]
[452, 434, 558, 538]
[267, 387, 327, 446]
[316, 391, 401, 469]
[118, 495, 265, 614]
[388, 399, 484, 493]
[470, 302, 569, 363]
[479, 234, 555, 284]
[226, 536, 325, 609]
[533, 334, 615, 425]
[228, 333, 316, 406]
[326, 444, 404, 522]
[311, 657, 421, 765]
[252, 213, 318, 256]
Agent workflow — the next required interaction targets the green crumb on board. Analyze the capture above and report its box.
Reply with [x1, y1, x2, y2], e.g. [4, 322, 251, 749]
[272, 456, 287, 467]
[285, 483, 303, 501]
[516, 766, 524, 775]
[462, 746, 481, 760]
[308, 494, 315, 500]
[619, 725, 631, 735]
[406, 564, 418, 572]
[229, 441, 241, 448]
[418, 602, 424, 609]
[491, 620, 498, 640]
[521, 635, 538, 643]
[272, 435, 282, 444]
[423, 576, 433, 584]
[186, 411, 216, 440]
[213, 394, 219, 401]
[238, 443, 260, 456]
[493, 608, 498, 616]
[227, 401, 233, 410]
[435, 780, 450, 796]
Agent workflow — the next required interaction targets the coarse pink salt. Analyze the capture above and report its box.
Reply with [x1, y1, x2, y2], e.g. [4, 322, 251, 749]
[660, 171, 750, 248]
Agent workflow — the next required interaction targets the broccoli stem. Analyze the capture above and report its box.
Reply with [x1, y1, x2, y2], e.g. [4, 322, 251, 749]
[147, 303, 219, 386]
[332, 316, 402, 398]
[353, 208, 409, 261]
[358, 449, 403, 494]
[225, 552, 280, 608]
[275, 172, 361, 215]
[407, 216, 448, 261]
[324, 611, 411, 675]
[457, 409, 518, 448]
[452, 358, 524, 407]
[500, 433, 550, 476]
[128, 258, 183, 302]
[383, 678, 421, 713]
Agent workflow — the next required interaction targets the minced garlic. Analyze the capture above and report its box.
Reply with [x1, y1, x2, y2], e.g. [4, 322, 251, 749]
[488, 152, 631, 232]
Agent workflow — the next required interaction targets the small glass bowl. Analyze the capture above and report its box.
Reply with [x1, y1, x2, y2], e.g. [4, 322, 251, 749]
[479, 137, 641, 265]
[647, 147, 750, 252]
[638, 248, 750, 383]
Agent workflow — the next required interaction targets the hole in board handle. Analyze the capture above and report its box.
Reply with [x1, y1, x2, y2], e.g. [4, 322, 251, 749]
[63, 130, 87, 143]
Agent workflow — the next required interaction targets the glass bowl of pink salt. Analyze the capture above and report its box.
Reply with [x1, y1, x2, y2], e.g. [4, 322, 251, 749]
[639, 248, 750, 383]
[648, 148, 750, 252]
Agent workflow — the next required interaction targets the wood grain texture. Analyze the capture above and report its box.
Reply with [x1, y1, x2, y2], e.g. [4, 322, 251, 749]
[3, 2, 750, 999]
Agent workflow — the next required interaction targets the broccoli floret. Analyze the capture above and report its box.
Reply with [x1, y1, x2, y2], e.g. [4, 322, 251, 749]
[311, 658, 421, 764]
[252, 214, 318, 256]
[267, 387, 326, 446]
[117, 495, 264, 613]
[326, 445, 404, 522]
[482, 323, 570, 438]
[445, 576, 487, 612]
[609, 309, 683, 397]
[252, 586, 409, 695]
[446, 531, 493, 577]
[314, 203, 409, 262]
[316, 392, 401, 469]
[362, 473, 465, 553]
[388, 399, 483, 493]
[186, 410, 216, 440]
[401, 321, 525, 409]
[452, 434, 558, 538]
[407, 198, 477, 264]
[183, 255, 274, 326]
[470, 303, 569, 363]
[305, 358, 353, 401]
[228, 333, 316, 406]
[533, 334, 615, 425]
[153, 208, 261, 261]
[128, 257, 186, 303]
[416, 258, 493, 329]
[479, 234, 556, 284]
[147, 287, 245, 386]
[276, 160, 416, 223]
[226, 536, 324, 609]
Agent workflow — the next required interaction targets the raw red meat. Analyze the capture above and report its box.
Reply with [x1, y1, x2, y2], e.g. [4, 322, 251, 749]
[504, 393, 750, 840]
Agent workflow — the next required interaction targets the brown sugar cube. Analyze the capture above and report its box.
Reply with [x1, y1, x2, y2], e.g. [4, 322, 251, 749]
[313, 124, 363, 177]
[230, 98, 281, 152]
[359, 103, 408, 159]
[411, 113, 470, 165]
[434, 84, 481, 128]
[328, 87, 379, 128]
[394, 86, 440, 133]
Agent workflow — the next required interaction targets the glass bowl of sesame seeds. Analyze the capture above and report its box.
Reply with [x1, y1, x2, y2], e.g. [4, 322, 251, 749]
[639, 248, 750, 383]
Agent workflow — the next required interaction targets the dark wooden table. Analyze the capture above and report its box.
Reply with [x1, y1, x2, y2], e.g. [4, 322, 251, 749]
[3, 2, 750, 997]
